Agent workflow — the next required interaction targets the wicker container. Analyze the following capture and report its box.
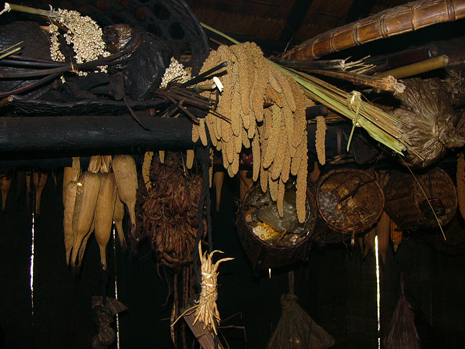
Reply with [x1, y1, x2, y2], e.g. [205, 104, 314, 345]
[237, 185, 317, 275]
[384, 167, 457, 231]
[314, 169, 385, 243]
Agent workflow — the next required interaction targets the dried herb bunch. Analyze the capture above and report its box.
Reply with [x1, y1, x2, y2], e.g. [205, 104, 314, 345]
[194, 42, 309, 223]
[137, 151, 206, 270]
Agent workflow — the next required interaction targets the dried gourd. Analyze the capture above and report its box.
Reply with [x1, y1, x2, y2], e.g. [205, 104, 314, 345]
[94, 173, 117, 270]
[112, 155, 138, 240]
[71, 171, 101, 271]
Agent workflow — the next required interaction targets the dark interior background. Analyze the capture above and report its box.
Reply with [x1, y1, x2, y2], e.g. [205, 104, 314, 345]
[1, 168, 465, 349]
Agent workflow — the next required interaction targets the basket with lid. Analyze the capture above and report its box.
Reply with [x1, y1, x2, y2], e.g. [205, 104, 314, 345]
[314, 168, 385, 243]
[237, 183, 317, 276]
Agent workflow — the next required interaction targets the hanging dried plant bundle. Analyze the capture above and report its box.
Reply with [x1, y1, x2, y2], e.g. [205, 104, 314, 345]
[137, 152, 205, 270]
[194, 241, 233, 334]
[390, 78, 465, 168]
[196, 42, 309, 222]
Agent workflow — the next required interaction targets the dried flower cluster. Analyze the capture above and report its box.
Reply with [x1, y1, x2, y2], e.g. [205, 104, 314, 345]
[48, 7, 110, 75]
[193, 43, 309, 222]
[160, 57, 192, 88]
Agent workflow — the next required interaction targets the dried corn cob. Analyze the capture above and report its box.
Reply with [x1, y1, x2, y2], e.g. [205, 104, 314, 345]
[63, 157, 81, 206]
[112, 155, 138, 241]
[71, 171, 101, 271]
[113, 191, 127, 251]
[94, 173, 117, 270]
[63, 180, 78, 265]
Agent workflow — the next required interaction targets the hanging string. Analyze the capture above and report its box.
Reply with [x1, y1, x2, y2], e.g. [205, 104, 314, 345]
[193, 135, 213, 288]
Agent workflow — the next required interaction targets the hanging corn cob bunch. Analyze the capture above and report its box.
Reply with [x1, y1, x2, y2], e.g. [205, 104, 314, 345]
[194, 42, 309, 223]
[62, 154, 134, 272]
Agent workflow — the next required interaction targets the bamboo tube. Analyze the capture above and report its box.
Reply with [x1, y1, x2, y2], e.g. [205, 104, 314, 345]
[282, 0, 465, 60]
[374, 55, 449, 79]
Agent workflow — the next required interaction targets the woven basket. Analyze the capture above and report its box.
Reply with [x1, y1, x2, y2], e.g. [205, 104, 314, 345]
[314, 168, 384, 243]
[237, 185, 317, 274]
[384, 167, 457, 231]
[23, 0, 209, 75]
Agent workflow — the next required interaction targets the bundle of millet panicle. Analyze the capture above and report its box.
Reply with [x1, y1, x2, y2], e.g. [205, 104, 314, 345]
[192, 42, 309, 222]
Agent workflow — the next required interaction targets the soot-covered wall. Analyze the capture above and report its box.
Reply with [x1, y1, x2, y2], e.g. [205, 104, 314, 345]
[1, 169, 465, 349]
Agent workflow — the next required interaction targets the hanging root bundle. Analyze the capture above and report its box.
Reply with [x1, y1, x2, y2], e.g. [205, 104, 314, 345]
[192, 241, 233, 334]
[194, 42, 309, 222]
[137, 151, 205, 270]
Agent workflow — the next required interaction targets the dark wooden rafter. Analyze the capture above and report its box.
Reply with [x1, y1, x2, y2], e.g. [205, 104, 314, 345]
[279, 0, 315, 47]
[345, 0, 378, 23]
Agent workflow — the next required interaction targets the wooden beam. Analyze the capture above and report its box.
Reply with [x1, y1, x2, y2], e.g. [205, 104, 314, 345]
[0, 115, 195, 161]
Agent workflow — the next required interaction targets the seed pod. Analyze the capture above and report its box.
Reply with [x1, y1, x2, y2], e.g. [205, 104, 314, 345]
[143, 151, 154, 191]
[316, 116, 327, 165]
[186, 149, 195, 169]
[252, 135, 260, 182]
[233, 124, 242, 154]
[269, 173, 279, 202]
[277, 178, 285, 217]
[264, 85, 283, 107]
[262, 105, 282, 169]
[281, 141, 292, 184]
[268, 66, 282, 94]
[199, 118, 208, 146]
[270, 125, 287, 181]
[192, 123, 200, 143]
[296, 151, 308, 223]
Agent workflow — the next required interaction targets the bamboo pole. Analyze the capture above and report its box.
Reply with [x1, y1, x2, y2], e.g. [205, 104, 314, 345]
[375, 55, 449, 79]
[281, 0, 465, 60]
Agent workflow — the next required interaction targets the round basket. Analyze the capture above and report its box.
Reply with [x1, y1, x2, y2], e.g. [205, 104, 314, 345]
[237, 185, 317, 274]
[23, 0, 209, 75]
[384, 167, 457, 231]
[314, 169, 385, 242]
